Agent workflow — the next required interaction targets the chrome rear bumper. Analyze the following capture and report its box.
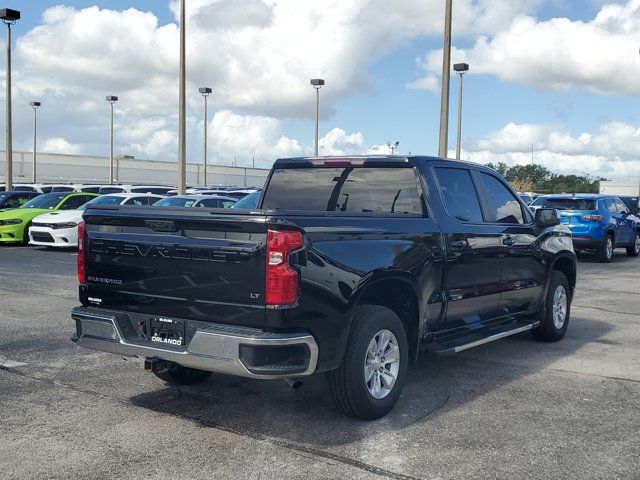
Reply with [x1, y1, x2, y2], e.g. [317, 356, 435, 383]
[71, 306, 318, 379]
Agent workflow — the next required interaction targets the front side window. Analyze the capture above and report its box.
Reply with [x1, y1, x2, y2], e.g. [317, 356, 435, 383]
[434, 168, 483, 223]
[124, 197, 146, 206]
[262, 167, 423, 214]
[478, 173, 525, 224]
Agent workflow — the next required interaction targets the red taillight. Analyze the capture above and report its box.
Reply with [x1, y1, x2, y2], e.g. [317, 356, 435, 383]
[77, 221, 86, 285]
[266, 229, 303, 306]
[580, 214, 603, 222]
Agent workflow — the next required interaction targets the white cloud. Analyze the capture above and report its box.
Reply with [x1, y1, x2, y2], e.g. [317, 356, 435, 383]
[460, 121, 640, 179]
[411, 0, 640, 96]
[41, 137, 82, 155]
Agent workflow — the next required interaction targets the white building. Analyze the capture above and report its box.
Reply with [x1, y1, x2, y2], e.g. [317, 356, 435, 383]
[599, 180, 640, 196]
[0, 150, 269, 187]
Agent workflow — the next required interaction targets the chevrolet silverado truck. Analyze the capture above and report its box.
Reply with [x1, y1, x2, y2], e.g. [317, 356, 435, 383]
[71, 156, 577, 420]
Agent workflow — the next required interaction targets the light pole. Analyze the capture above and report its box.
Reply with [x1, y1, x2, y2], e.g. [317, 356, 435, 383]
[453, 63, 469, 161]
[199, 87, 212, 186]
[1, 8, 19, 191]
[386, 140, 400, 155]
[310, 79, 325, 156]
[29, 101, 41, 182]
[177, 0, 186, 194]
[105, 96, 118, 184]
[438, 0, 453, 158]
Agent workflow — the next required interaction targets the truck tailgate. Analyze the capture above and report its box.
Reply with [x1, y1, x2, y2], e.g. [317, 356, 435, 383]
[81, 206, 268, 327]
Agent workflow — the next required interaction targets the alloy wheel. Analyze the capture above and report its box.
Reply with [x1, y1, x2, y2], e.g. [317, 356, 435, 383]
[552, 285, 568, 330]
[364, 329, 400, 399]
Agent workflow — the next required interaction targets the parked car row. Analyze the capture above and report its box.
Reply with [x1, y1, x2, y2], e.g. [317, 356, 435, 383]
[0, 184, 262, 248]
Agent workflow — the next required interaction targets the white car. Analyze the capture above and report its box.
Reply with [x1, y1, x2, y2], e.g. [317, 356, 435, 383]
[98, 185, 175, 195]
[29, 193, 164, 248]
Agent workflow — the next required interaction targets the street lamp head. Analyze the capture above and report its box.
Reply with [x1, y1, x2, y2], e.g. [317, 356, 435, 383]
[394, 141, 400, 147]
[199, 87, 212, 95]
[453, 63, 470, 73]
[0, 8, 20, 24]
[106, 95, 118, 103]
[310, 78, 325, 89]
[29, 101, 41, 108]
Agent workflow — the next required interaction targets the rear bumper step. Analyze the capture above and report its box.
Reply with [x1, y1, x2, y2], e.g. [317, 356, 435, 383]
[71, 306, 318, 379]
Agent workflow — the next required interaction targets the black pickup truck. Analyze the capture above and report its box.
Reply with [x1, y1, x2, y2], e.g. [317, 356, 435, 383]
[72, 156, 576, 419]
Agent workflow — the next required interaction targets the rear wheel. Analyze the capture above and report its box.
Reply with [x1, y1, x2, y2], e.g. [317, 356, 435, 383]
[328, 305, 408, 420]
[532, 271, 571, 342]
[626, 232, 640, 257]
[598, 234, 614, 263]
[152, 362, 213, 385]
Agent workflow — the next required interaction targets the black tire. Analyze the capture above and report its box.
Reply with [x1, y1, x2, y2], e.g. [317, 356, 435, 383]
[328, 305, 409, 420]
[22, 223, 32, 246]
[598, 234, 614, 263]
[153, 362, 213, 385]
[626, 231, 640, 257]
[532, 271, 571, 342]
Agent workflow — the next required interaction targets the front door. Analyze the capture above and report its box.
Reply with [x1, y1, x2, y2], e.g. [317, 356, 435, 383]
[474, 171, 546, 315]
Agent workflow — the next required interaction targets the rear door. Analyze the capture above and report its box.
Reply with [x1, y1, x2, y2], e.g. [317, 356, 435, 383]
[82, 207, 268, 327]
[432, 166, 503, 328]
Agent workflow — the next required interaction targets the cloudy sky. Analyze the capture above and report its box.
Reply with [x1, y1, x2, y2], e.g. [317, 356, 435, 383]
[4, 0, 640, 178]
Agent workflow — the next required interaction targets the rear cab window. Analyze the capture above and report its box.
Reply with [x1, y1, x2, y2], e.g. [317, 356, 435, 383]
[262, 166, 424, 215]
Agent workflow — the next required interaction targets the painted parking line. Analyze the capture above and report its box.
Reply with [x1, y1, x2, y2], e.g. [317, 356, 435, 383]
[0, 358, 27, 368]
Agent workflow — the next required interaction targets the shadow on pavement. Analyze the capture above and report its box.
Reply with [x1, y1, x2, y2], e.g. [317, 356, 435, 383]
[129, 316, 611, 448]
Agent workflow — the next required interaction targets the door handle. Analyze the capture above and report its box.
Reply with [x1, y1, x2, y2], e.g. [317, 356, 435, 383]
[502, 236, 516, 246]
[450, 240, 467, 249]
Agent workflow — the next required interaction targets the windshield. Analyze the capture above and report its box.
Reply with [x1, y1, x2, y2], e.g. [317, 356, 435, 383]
[538, 198, 596, 211]
[87, 195, 126, 206]
[154, 197, 197, 207]
[20, 193, 67, 209]
[232, 191, 260, 209]
[50, 186, 76, 192]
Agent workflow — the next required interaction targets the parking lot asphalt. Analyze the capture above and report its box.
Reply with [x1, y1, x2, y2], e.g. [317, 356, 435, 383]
[1, 245, 639, 480]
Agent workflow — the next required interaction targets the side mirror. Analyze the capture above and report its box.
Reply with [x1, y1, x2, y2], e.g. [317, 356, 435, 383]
[535, 208, 560, 228]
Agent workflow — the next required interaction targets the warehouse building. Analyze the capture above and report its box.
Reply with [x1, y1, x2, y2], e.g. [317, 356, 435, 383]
[0, 151, 269, 187]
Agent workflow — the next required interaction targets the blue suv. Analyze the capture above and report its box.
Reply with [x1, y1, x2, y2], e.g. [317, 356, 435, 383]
[531, 194, 640, 262]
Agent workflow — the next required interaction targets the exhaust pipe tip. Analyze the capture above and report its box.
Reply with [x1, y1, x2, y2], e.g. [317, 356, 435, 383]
[284, 378, 303, 390]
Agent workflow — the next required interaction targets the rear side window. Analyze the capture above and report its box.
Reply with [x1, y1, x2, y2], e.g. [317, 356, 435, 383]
[478, 173, 525, 224]
[262, 167, 423, 214]
[434, 168, 483, 223]
[604, 199, 617, 213]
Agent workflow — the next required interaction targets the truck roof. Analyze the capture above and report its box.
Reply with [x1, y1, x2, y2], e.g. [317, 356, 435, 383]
[273, 155, 490, 170]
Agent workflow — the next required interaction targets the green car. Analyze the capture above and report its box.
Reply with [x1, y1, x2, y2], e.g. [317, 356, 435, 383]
[0, 192, 99, 244]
